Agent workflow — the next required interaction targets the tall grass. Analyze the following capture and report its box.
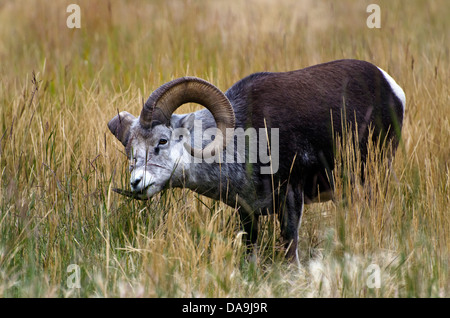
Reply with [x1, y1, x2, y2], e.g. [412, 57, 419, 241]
[0, 0, 448, 297]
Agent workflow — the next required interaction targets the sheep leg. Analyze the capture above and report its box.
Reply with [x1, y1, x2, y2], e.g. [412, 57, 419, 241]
[279, 183, 304, 265]
[239, 211, 259, 262]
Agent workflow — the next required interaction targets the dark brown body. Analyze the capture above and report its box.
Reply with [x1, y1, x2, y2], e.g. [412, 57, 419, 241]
[223, 59, 404, 261]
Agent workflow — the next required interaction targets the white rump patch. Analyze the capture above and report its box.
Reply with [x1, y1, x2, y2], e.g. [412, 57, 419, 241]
[377, 67, 406, 114]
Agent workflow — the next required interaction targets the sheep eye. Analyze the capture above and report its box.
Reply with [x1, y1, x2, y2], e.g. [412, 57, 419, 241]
[158, 139, 168, 145]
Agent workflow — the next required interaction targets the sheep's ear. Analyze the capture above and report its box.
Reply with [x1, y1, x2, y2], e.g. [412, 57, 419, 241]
[180, 113, 195, 130]
[108, 111, 136, 147]
[171, 113, 195, 130]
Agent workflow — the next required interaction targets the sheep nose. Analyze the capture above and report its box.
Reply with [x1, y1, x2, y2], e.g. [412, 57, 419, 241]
[131, 178, 141, 189]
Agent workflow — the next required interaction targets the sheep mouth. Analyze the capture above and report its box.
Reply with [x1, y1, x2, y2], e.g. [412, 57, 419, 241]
[112, 184, 154, 200]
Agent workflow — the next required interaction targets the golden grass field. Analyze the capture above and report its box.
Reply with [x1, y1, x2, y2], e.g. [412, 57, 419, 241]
[0, 0, 448, 297]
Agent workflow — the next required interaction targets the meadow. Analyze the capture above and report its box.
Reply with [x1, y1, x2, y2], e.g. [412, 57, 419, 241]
[0, 0, 448, 297]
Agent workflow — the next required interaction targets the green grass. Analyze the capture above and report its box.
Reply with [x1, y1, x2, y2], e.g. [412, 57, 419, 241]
[0, 0, 448, 297]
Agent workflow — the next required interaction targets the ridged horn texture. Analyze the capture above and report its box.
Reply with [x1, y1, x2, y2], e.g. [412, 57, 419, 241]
[139, 77, 235, 159]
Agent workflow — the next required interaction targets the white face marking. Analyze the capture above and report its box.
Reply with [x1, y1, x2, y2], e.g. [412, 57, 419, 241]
[377, 67, 406, 115]
[127, 124, 191, 199]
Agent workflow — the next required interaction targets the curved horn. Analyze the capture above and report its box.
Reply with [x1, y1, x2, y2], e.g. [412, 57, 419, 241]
[140, 77, 235, 159]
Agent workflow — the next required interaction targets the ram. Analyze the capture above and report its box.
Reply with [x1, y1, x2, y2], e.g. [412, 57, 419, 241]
[108, 59, 405, 263]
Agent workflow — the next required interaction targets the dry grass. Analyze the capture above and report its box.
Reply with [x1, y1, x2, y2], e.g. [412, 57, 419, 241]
[0, 0, 448, 297]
